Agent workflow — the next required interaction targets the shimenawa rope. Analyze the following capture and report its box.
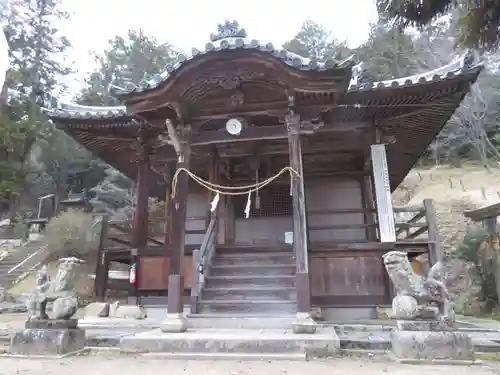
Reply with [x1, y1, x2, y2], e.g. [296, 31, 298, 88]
[170, 166, 300, 218]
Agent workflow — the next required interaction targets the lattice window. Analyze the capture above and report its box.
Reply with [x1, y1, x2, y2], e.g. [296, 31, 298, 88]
[234, 184, 292, 218]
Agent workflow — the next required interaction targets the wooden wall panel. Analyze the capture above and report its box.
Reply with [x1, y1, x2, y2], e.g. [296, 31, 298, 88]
[306, 178, 366, 242]
[139, 255, 193, 290]
[309, 252, 387, 306]
[139, 256, 169, 291]
[185, 193, 208, 245]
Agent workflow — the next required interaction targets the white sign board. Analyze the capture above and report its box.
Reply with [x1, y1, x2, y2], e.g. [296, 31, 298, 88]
[371, 144, 396, 243]
[284, 232, 294, 245]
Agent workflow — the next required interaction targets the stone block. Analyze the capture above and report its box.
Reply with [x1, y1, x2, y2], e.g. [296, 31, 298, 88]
[114, 305, 147, 320]
[109, 301, 120, 317]
[85, 302, 110, 318]
[375, 305, 392, 319]
[395, 319, 456, 332]
[25, 318, 78, 329]
[160, 313, 187, 333]
[391, 329, 475, 361]
[292, 313, 317, 334]
[10, 327, 86, 356]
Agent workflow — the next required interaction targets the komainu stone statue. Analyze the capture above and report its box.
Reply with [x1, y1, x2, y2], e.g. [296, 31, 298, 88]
[382, 251, 455, 325]
[384, 251, 476, 363]
[27, 257, 84, 320]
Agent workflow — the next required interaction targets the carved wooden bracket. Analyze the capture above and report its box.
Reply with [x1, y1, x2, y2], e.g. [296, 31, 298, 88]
[285, 110, 324, 135]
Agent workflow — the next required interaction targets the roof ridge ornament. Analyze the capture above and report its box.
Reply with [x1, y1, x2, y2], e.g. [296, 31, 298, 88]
[209, 20, 247, 42]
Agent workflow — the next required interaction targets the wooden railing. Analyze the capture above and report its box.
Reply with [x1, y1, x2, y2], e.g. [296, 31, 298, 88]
[306, 198, 440, 246]
[106, 219, 164, 246]
[190, 216, 217, 313]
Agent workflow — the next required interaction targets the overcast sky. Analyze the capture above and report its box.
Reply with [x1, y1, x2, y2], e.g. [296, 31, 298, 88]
[58, 0, 379, 95]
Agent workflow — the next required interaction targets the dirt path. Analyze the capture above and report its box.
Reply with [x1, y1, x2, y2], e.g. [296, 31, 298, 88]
[0, 357, 497, 375]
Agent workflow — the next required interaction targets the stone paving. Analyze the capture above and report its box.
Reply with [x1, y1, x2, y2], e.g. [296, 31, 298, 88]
[0, 356, 498, 375]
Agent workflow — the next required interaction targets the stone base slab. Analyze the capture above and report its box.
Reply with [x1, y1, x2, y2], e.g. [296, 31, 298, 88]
[10, 327, 86, 356]
[26, 318, 78, 329]
[390, 355, 482, 366]
[120, 327, 340, 357]
[395, 320, 456, 332]
[391, 329, 475, 362]
[160, 313, 188, 333]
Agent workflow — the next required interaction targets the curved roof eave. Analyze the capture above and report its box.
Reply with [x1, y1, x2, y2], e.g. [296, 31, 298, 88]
[111, 37, 357, 99]
[48, 52, 484, 122]
[348, 51, 484, 92]
[46, 101, 129, 120]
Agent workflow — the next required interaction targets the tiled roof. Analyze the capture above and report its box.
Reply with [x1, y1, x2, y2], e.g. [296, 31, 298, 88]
[48, 46, 482, 121]
[111, 41, 356, 97]
[348, 51, 481, 91]
[47, 102, 128, 119]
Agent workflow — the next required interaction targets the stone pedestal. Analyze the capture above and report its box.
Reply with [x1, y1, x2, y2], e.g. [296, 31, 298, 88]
[9, 319, 86, 356]
[160, 313, 188, 333]
[292, 312, 317, 334]
[390, 320, 475, 364]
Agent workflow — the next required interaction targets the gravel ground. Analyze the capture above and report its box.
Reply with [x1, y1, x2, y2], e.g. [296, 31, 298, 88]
[0, 357, 498, 375]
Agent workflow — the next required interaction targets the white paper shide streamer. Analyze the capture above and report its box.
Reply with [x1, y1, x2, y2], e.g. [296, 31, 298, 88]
[244, 191, 251, 219]
[0, 28, 8, 92]
[210, 192, 219, 212]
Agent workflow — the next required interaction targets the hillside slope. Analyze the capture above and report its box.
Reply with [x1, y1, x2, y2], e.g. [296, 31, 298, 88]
[394, 163, 500, 250]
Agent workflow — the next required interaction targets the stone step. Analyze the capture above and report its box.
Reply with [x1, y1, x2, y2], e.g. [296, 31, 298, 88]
[198, 300, 296, 314]
[205, 275, 295, 288]
[210, 264, 296, 277]
[216, 246, 293, 254]
[119, 327, 339, 357]
[187, 314, 296, 329]
[339, 337, 391, 351]
[142, 352, 307, 360]
[88, 347, 307, 360]
[0, 262, 21, 269]
[202, 286, 296, 301]
[213, 252, 295, 266]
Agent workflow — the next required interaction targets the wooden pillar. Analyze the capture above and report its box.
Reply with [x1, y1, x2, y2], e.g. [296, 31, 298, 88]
[286, 112, 311, 316]
[94, 215, 109, 301]
[162, 164, 174, 246]
[131, 144, 150, 305]
[484, 217, 500, 305]
[423, 199, 441, 266]
[167, 125, 191, 316]
[362, 175, 377, 241]
[207, 151, 219, 225]
[224, 197, 235, 245]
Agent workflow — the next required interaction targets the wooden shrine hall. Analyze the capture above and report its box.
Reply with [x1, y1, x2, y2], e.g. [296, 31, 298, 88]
[48, 22, 482, 331]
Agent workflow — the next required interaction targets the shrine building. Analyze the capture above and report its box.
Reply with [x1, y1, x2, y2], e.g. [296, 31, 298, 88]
[48, 22, 482, 330]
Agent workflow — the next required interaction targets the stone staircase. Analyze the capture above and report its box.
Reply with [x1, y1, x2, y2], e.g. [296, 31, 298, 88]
[196, 246, 297, 315]
[0, 240, 47, 288]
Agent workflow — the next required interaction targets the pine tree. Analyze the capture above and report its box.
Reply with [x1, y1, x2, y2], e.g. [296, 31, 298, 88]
[0, 0, 72, 214]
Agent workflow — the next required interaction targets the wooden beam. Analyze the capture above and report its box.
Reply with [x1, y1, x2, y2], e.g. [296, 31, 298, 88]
[190, 101, 288, 121]
[95, 136, 136, 142]
[193, 125, 287, 145]
[155, 122, 370, 150]
[464, 203, 500, 222]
